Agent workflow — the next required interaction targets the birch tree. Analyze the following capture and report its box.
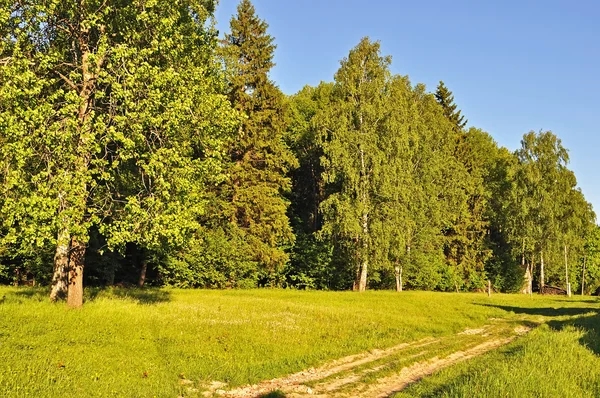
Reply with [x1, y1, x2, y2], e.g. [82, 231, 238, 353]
[320, 38, 391, 291]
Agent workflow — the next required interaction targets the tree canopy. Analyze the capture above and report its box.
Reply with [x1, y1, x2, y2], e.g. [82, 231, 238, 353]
[0, 0, 596, 302]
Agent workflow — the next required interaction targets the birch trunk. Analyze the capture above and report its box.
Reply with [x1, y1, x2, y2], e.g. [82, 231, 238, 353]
[582, 255, 587, 295]
[50, 228, 70, 302]
[399, 266, 403, 292]
[394, 262, 402, 293]
[521, 240, 530, 294]
[530, 253, 535, 296]
[564, 245, 570, 297]
[540, 252, 545, 293]
[138, 261, 148, 288]
[67, 238, 86, 308]
[355, 144, 368, 292]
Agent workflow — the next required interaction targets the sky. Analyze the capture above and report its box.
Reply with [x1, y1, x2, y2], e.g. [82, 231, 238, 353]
[215, 0, 600, 215]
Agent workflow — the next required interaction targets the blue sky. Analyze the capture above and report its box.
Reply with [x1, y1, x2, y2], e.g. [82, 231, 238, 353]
[215, 0, 600, 215]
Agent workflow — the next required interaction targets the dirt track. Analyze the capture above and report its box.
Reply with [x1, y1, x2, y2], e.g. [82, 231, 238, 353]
[203, 319, 533, 397]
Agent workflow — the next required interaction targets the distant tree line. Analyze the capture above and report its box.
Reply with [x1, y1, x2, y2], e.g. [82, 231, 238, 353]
[1, 0, 598, 306]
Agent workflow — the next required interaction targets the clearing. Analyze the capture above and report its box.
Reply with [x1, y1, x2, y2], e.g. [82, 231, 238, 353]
[0, 287, 598, 397]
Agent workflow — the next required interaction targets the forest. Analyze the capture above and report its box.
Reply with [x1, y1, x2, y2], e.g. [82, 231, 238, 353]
[1, 0, 599, 308]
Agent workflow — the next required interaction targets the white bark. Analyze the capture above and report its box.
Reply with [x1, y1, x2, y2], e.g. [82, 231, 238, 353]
[50, 228, 70, 302]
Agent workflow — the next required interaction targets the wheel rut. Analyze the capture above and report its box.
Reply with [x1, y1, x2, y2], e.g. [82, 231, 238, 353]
[204, 319, 534, 397]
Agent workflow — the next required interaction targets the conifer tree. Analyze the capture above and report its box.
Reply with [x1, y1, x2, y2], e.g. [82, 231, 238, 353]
[223, 0, 297, 283]
[435, 81, 468, 130]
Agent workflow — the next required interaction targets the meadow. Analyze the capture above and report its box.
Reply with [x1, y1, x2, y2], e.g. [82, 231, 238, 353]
[0, 287, 598, 397]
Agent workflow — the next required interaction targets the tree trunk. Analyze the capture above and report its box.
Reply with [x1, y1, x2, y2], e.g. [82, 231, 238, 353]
[564, 244, 570, 297]
[353, 251, 360, 291]
[67, 238, 86, 308]
[530, 253, 535, 296]
[540, 251, 545, 293]
[488, 280, 491, 297]
[13, 268, 20, 287]
[582, 255, 587, 295]
[50, 228, 70, 302]
[138, 261, 148, 288]
[50, 39, 103, 304]
[355, 145, 368, 292]
[399, 266, 403, 292]
[526, 265, 533, 295]
[394, 261, 403, 293]
[107, 264, 115, 286]
[521, 239, 530, 294]
[357, 257, 368, 292]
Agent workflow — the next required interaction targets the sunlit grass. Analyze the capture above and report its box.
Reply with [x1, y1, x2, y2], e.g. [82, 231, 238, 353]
[396, 300, 600, 397]
[0, 287, 597, 397]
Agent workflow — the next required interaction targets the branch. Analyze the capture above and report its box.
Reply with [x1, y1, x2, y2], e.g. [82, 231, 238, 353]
[57, 71, 78, 91]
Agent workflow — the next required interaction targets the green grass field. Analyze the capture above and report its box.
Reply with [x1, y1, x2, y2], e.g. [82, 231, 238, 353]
[396, 301, 600, 398]
[0, 287, 598, 397]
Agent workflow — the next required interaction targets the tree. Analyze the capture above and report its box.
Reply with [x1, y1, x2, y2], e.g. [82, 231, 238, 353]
[222, 0, 297, 284]
[320, 37, 392, 291]
[434, 81, 467, 131]
[582, 226, 600, 294]
[0, 0, 235, 306]
[484, 147, 523, 292]
[376, 79, 466, 291]
[512, 131, 570, 292]
[286, 83, 337, 289]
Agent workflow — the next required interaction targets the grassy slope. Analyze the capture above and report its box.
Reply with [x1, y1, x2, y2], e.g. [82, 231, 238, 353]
[0, 287, 597, 397]
[396, 298, 600, 398]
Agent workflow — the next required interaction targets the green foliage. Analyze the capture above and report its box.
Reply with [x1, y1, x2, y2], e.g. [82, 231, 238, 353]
[160, 228, 259, 288]
[583, 226, 600, 293]
[0, 0, 237, 298]
[221, 0, 297, 283]
[434, 81, 468, 130]
[0, 2, 595, 295]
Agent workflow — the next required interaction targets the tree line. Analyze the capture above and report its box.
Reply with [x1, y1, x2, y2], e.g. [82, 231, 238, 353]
[1, 0, 598, 306]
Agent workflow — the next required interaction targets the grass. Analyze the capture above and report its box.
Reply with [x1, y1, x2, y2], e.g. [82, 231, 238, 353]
[0, 287, 598, 397]
[396, 298, 600, 397]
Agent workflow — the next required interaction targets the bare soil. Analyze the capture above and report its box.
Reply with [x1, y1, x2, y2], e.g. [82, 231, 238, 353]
[204, 322, 532, 397]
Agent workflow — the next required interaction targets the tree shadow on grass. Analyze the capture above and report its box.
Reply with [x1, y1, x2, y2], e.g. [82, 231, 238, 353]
[481, 303, 600, 356]
[86, 287, 171, 304]
[258, 391, 286, 398]
[547, 312, 600, 356]
[1, 286, 171, 305]
[394, 303, 600, 397]
[549, 298, 600, 304]
[479, 303, 598, 318]
[3, 287, 50, 302]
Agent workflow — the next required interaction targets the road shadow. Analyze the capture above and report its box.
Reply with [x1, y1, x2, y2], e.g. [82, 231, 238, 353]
[1, 286, 171, 305]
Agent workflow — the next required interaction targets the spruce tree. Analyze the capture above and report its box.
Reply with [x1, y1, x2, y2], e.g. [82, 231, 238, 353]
[435, 81, 468, 130]
[223, 0, 297, 283]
